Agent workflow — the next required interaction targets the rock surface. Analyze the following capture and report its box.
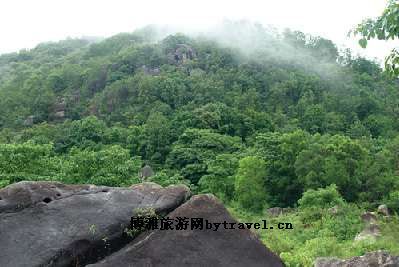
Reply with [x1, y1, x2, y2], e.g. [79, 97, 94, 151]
[23, 115, 35, 126]
[328, 205, 339, 215]
[267, 207, 284, 217]
[377, 204, 390, 217]
[354, 223, 381, 241]
[0, 181, 190, 267]
[0, 182, 284, 267]
[267, 207, 294, 217]
[138, 164, 155, 181]
[90, 194, 284, 267]
[360, 211, 378, 224]
[168, 44, 196, 64]
[315, 251, 399, 267]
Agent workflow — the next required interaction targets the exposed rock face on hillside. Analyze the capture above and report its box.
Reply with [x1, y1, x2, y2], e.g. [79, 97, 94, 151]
[0, 182, 284, 267]
[168, 44, 196, 64]
[315, 251, 399, 267]
[90, 194, 284, 267]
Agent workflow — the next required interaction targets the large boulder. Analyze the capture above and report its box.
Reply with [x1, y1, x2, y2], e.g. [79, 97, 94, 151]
[0, 181, 190, 267]
[138, 164, 155, 181]
[90, 194, 284, 267]
[315, 251, 399, 267]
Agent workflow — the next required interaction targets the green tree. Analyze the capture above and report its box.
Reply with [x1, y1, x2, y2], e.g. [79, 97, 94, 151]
[295, 135, 368, 201]
[234, 156, 267, 212]
[167, 128, 242, 184]
[198, 153, 239, 201]
[253, 130, 309, 206]
[140, 112, 173, 164]
[353, 0, 399, 75]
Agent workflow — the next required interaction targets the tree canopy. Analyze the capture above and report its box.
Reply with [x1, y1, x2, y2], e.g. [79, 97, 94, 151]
[353, 0, 399, 75]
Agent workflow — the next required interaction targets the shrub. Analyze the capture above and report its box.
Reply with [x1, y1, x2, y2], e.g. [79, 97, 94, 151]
[298, 184, 345, 210]
[386, 191, 399, 214]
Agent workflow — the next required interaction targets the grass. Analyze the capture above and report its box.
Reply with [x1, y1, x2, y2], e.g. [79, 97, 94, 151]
[228, 203, 399, 267]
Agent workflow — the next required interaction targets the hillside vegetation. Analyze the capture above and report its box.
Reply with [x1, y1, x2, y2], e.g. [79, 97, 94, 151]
[0, 22, 398, 266]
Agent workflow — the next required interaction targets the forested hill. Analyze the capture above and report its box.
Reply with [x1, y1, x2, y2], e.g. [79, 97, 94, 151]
[0, 22, 398, 211]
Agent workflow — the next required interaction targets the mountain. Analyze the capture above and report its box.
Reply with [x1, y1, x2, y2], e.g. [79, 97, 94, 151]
[0, 22, 399, 266]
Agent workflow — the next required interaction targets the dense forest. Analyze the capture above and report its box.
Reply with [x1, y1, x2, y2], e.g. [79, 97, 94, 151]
[0, 22, 398, 265]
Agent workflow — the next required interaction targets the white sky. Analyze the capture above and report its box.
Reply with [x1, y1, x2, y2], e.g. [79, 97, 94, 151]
[0, 0, 398, 61]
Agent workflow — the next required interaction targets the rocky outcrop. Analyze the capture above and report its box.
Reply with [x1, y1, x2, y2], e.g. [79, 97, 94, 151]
[267, 207, 284, 217]
[52, 98, 67, 121]
[267, 207, 294, 217]
[23, 115, 35, 126]
[377, 204, 390, 217]
[360, 211, 378, 224]
[0, 182, 284, 267]
[354, 223, 381, 241]
[355, 208, 390, 242]
[140, 65, 160, 76]
[168, 44, 196, 65]
[0, 181, 190, 267]
[138, 164, 155, 181]
[315, 251, 399, 267]
[90, 194, 284, 267]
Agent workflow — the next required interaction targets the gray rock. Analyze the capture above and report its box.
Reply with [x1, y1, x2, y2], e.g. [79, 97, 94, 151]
[90, 194, 284, 267]
[266, 207, 295, 217]
[141, 65, 160, 76]
[169, 44, 197, 65]
[328, 205, 339, 215]
[0, 181, 190, 267]
[360, 211, 378, 224]
[267, 207, 283, 217]
[54, 110, 65, 119]
[315, 250, 399, 267]
[139, 164, 154, 181]
[54, 98, 67, 112]
[23, 115, 35, 126]
[378, 204, 390, 217]
[354, 223, 381, 242]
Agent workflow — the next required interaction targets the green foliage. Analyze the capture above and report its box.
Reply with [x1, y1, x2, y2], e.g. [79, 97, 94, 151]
[385, 191, 399, 213]
[167, 128, 242, 184]
[0, 142, 141, 187]
[234, 156, 267, 212]
[61, 145, 141, 186]
[1, 24, 399, 265]
[298, 184, 345, 210]
[295, 135, 368, 201]
[353, 0, 399, 75]
[230, 202, 399, 267]
[148, 170, 189, 187]
[252, 130, 309, 206]
[198, 153, 239, 201]
[1, 28, 397, 207]
[0, 142, 60, 183]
